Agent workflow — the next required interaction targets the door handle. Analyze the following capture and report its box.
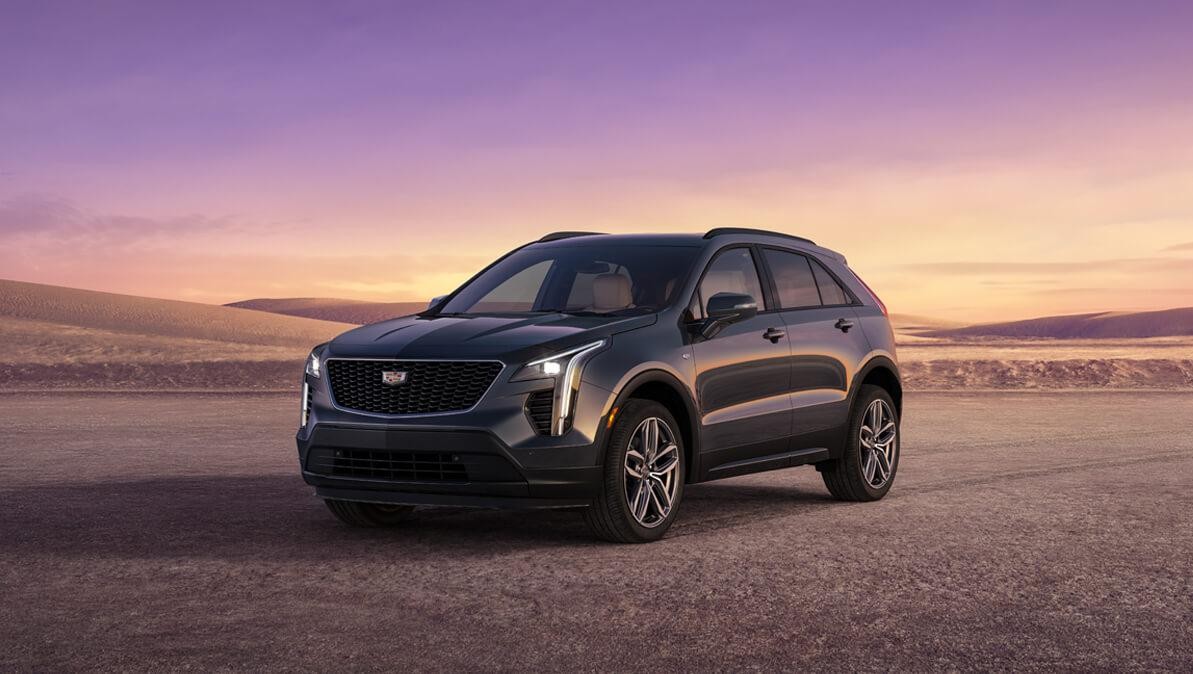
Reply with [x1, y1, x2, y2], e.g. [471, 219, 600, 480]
[834, 318, 855, 333]
[763, 327, 786, 343]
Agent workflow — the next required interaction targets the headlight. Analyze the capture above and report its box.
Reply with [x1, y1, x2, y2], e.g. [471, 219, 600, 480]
[512, 340, 606, 435]
[511, 340, 605, 382]
[305, 350, 321, 379]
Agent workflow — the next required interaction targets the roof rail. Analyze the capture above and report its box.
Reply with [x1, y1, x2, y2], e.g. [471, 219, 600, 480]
[537, 231, 606, 243]
[703, 227, 816, 246]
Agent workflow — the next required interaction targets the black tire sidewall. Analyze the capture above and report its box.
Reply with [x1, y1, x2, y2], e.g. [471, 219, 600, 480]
[846, 386, 900, 500]
[603, 400, 685, 541]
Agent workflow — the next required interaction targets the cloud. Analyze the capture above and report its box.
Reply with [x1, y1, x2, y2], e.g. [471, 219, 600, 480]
[1163, 241, 1193, 252]
[0, 194, 82, 234]
[0, 193, 238, 246]
[978, 279, 1060, 287]
[0, 195, 494, 303]
[899, 258, 1193, 275]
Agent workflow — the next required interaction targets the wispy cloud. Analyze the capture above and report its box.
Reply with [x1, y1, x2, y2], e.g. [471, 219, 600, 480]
[1163, 241, 1193, 252]
[978, 279, 1061, 287]
[899, 258, 1193, 275]
[0, 194, 239, 247]
[0, 194, 493, 303]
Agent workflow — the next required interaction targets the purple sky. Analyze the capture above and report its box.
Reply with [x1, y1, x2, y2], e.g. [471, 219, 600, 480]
[2, 1, 1193, 319]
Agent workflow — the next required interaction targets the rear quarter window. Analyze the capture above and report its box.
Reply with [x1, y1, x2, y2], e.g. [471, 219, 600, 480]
[810, 260, 851, 306]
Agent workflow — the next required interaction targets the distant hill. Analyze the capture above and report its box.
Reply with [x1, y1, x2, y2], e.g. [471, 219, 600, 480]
[927, 308, 1193, 339]
[0, 279, 353, 390]
[226, 298, 426, 325]
[1, 279, 352, 346]
[889, 313, 965, 332]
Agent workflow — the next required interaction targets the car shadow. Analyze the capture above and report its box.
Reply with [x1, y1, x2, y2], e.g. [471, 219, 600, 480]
[2, 474, 834, 560]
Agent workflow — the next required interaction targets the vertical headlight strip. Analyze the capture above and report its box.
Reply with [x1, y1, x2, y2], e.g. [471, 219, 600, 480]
[301, 347, 322, 428]
[549, 341, 605, 435]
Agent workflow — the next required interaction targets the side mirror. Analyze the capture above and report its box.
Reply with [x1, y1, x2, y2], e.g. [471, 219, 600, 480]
[697, 292, 758, 339]
[428, 295, 447, 310]
[706, 292, 758, 323]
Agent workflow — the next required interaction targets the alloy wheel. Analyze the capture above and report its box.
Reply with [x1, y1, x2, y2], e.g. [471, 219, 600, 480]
[859, 399, 897, 488]
[622, 416, 680, 527]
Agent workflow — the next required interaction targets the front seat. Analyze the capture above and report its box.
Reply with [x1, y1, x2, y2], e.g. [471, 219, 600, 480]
[592, 273, 633, 312]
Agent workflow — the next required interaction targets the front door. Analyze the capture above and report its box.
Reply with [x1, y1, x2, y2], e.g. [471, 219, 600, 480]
[689, 247, 792, 472]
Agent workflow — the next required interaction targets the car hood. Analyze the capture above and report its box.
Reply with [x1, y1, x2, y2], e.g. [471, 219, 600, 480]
[326, 312, 657, 361]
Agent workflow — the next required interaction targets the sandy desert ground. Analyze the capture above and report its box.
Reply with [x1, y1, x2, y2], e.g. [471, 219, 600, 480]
[1, 391, 1190, 671]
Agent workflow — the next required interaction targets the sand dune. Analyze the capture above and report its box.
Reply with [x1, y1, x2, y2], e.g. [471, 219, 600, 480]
[2, 279, 353, 346]
[928, 307, 1193, 339]
[0, 279, 352, 390]
[227, 297, 426, 325]
[889, 313, 965, 332]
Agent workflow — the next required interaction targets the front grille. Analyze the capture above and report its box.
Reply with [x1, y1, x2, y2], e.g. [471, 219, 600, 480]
[525, 391, 554, 434]
[326, 359, 503, 415]
[310, 449, 468, 482]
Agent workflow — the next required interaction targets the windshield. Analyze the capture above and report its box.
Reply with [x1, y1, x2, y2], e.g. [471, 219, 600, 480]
[439, 244, 700, 316]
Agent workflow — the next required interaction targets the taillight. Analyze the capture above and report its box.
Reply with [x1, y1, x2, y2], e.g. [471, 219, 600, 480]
[852, 272, 888, 316]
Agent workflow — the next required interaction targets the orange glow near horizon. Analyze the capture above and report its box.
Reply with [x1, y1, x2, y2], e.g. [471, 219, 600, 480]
[4, 150, 1193, 323]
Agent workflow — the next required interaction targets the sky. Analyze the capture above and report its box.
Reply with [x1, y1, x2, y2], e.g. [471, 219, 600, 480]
[2, 0, 1192, 322]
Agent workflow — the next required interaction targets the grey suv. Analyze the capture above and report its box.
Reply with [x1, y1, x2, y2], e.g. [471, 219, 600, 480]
[297, 228, 901, 542]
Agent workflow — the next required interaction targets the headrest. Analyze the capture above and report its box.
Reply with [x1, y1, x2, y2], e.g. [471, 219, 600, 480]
[592, 273, 632, 311]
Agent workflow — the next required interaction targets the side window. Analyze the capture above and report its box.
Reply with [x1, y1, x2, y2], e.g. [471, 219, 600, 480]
[469, 259, 553, 312]
[697, 248, 766, 313]
[762, 249, 821, 309]
[810, 260, 851, 306]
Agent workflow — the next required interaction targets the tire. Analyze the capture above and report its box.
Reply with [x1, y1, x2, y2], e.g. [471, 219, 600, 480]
[820, 385, 900, 501]
[584, 399, 685, 543]
[324, 499, 417, 527]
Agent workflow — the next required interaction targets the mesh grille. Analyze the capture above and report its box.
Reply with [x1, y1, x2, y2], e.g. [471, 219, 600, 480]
[310, 449, 468, 482]
[326, 359, 502, 415]
[525, 391, 554, 434]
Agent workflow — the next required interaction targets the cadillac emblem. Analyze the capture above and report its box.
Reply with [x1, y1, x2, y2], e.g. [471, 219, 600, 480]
[380, 370, 408, 386]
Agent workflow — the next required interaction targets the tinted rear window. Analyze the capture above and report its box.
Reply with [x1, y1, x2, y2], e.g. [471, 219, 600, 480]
[762, 249, 821, 309]
[811, 260, 851, 306]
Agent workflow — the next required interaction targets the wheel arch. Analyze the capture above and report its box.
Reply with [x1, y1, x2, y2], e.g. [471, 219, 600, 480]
[607, 369, 700, 482]
[850, 356, 903, 416]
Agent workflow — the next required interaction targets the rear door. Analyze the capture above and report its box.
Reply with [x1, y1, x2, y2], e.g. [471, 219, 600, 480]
[689, 246, 793, 472]
[758, 247, 870, 448]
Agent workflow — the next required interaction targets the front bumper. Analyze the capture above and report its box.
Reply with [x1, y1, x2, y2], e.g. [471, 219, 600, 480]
[299, 424, 601, 508]
[296, 371, 615, 509]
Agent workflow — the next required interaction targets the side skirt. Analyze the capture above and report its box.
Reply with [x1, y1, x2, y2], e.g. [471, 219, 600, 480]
[702, 447, 830, 481]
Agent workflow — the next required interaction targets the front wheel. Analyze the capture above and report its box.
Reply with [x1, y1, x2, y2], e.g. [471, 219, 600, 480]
[324, 499, 416, 527]
[820, 385, 900, 501]
[584, 400, 685, 543]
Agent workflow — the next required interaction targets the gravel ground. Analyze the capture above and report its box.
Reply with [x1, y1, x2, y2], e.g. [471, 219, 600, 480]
[2, 392, 1191, 671]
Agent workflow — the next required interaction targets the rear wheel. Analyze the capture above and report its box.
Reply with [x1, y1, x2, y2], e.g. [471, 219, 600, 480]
[584, 400, 685, 543]
[324, 499, 416, 527]
[820, 385, 900, 501]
